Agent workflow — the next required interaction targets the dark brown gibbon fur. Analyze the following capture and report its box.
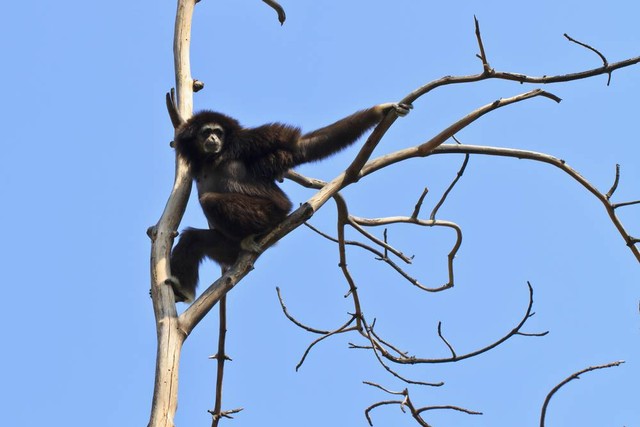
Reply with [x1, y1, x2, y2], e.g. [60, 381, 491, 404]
[168, 103, 411, 302]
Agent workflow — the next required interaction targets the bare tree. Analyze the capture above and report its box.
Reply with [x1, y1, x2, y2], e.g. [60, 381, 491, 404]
[147, 2, 639, 426]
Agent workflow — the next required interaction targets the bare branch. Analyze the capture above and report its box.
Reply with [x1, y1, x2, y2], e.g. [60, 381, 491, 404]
[362, 317, 444, 386]
[305, 221, 428, 290]
[564, 33, 609, 67]
[401, 44, 638, 106]
[365, 400, 406, 427]
[563, 33, 611, 85]
[261, 0, 286, 25]
[437, 322, 456, 358]
[210, 295, 229, 427]
[276, 286, 331, 334]
[382, 90, 559, 167]
[367, 327, 410, 358]
[350, 216, 463, 292]
[360, 282, 547, 365]
[148, 1, 197, 425]
[430, 152, 469, 220]
[363, 144, 640, 262]
[428, 145, 640, 262]
[364, 382, 481, 426]
[605, 163, 621, 200]
[348, 218, 413, 263]
[295, 317, 359, 371]
[540, 361, 624, 427]
[363, 381, 406, 396]
[208, 408, 244, 421]
[474, 15, 492, 73]
[332, 195, 365, 308]
[417, 405, 482, 416]
[613, 200, 640, 209]
[411, 187, 429, 219]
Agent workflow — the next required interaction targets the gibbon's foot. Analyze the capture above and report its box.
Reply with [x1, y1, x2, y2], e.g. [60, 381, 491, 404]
[240, 234, 262, 254]
[165, 276, 195, 303]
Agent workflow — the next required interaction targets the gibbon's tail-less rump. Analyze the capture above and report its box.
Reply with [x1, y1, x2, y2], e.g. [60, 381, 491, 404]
[167, 103, 411, 302]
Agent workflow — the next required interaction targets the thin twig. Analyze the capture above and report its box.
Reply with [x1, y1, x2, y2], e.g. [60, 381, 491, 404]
[305, 221, 431, 290]
[367, 327, 410, 358]
[364, 382, 481, 426]
[540, 361, 624, 427]
[261, 0, 286, 25]
[474, 16, 492, 73]
[295, 317, 359, 371]
[605, 164, 621, 200]
[365, 399, 407, 426]
[348, 218, 413, 263]
[275, 287, 331, 334]
[400, 54, 639, 106]
[437, 322, 457, 358]
[210, 295, 228, 427]
[411, 187, 429, 219]
[350, 215, 463, 292]
[363, 381, 406, 396]
[362, 317, 444, 387]
[564, 33, 611, 85]
[430, 153, 469, 220]
[613, 199, 640, 209]
[334, 194, 364, 323]
[362, 144, 640, 263]
[361, 282, 547, 365]
[564, 33, 609, 67]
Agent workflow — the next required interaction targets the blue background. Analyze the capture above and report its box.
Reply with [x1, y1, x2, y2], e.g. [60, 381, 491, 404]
[1, 1, 638, 426]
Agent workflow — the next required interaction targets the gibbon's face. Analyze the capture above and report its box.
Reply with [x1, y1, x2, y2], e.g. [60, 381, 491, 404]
[198, 123, 225, 155]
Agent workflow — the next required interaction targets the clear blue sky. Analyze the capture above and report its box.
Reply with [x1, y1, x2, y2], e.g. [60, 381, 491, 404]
[1, 1, 638, 426]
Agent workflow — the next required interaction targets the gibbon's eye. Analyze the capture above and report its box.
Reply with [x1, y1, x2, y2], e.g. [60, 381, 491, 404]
[200, 124, 224, 139]
[200, 127, 214, 138]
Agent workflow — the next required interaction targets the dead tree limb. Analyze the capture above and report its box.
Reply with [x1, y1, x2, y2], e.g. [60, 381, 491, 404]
[540, 361, 624, 427]
[147, 0, 197, 425]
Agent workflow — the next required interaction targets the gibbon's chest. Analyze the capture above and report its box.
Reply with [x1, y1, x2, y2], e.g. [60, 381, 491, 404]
[195, 160, 248, 195]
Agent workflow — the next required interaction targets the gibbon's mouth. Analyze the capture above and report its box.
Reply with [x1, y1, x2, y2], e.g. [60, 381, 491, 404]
[203, 142, 221, 154]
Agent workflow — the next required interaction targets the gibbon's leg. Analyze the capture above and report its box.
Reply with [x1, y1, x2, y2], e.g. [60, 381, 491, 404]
[199, 192, 289, 240]
[168, 228, 240, 303]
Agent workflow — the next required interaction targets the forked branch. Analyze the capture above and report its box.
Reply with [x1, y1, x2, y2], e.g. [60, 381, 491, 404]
[364, 381, 482, 427]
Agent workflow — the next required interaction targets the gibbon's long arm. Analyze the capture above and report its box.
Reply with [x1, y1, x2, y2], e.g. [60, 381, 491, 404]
[296, 103, 411, 163]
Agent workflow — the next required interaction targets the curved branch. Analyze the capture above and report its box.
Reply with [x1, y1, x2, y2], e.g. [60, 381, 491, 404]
[432, 145, 640, 262]
[401, 54, 639, 105]
[430, 152, 469, 220]
[564, 33, 609, 67]
[361, 317, 445, 386]
[361, 141, 640, 263]
[276, 286, 332, 334]
[261, 0, 286, 25]
[350, 216, 462, 292]
[540, 361, 624, 427]
[365, 282, 547, 365]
